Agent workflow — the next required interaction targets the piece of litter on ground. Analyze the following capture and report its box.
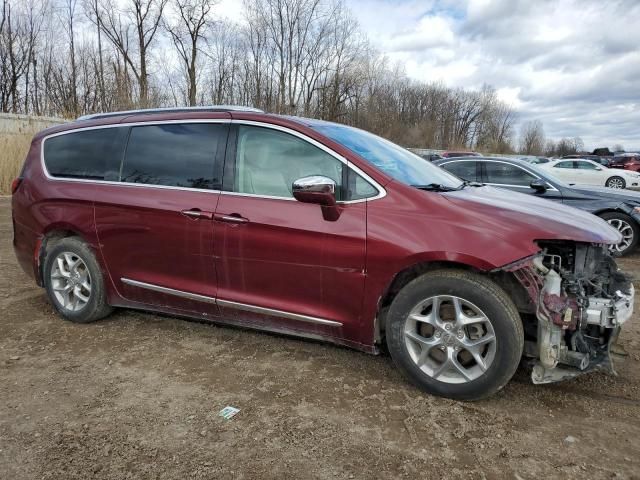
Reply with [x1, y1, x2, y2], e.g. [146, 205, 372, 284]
[564, 435, 577, 444]
[218, 406, 240, 420]
[9, 356, 20, 361]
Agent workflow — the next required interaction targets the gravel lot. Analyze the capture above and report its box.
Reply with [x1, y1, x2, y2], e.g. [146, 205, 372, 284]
[1, 196, 639, 479]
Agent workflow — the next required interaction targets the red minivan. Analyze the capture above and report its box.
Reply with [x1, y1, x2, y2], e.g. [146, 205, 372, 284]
[11, 107, 634, 400]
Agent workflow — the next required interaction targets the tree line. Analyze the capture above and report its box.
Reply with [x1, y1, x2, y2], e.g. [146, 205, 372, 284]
[2, 0, 522, 151]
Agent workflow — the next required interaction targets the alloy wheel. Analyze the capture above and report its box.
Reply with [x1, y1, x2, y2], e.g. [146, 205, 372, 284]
[607, 218, 634, 253]
[607, 178, 625, 189]
[50, 252, 92, 312]
[404, 295, 496, 384]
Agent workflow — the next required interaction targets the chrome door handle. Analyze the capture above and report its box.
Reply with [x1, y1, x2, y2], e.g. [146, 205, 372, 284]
[214, 213, 249, 224]
[181, 209, 213, 220]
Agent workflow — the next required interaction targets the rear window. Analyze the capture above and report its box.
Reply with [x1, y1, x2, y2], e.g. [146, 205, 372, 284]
[43, 128, 126, 180]
[121, 123, 225, 189]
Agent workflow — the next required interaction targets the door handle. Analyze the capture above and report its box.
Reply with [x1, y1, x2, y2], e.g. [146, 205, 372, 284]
[181, 209, 213, 220]
[214, 213, 249, 224]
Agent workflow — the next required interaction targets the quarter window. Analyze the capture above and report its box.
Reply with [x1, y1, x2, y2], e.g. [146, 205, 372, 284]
[44, 128, 127, 180]
[442, 161, 477, 182]
[121, 123, 225, 189]
[234, 125, 346, 199]
[484, 162, 536, 186]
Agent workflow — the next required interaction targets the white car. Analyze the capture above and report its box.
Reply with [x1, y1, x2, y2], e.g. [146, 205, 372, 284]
[540, 158, 640, 189]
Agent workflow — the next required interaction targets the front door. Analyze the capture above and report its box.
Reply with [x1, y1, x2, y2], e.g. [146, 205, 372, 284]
[213, 124, 371, 342]
[95, 121, 229, 314]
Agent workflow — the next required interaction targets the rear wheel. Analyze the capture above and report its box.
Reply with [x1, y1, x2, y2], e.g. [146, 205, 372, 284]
[385, 269, 523, 400]
[43, 237, 113, 323]
[600, 212, 639, 256]
[606, 176, 626, 189]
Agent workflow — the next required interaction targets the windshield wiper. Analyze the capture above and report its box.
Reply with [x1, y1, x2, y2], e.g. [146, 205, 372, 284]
[411, 183, 461, 192]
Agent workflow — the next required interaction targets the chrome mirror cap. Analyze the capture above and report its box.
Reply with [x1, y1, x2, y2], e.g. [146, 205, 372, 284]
[292, 176, 337, 206]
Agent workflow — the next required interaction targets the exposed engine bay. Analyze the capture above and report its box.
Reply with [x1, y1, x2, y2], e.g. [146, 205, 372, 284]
[505, 241, 634, 383]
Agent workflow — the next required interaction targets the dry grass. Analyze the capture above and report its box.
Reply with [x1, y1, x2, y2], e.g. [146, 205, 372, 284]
[0, 132, 34, 195]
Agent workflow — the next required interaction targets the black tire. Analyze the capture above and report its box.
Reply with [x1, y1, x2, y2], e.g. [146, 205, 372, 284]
[385, 269, 524, 401]
[43, 237, 113, 323]
[599, 211, 639, 256]
[606, 176, 626, 189]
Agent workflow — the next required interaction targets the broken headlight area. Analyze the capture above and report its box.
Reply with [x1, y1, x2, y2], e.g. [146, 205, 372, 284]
[505, 241, 634, 384]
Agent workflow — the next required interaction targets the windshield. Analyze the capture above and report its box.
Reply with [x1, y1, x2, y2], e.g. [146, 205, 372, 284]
[312, 124, 464, 189]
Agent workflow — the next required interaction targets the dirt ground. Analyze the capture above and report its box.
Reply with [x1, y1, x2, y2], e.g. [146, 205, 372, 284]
[1, 196, 639, 480]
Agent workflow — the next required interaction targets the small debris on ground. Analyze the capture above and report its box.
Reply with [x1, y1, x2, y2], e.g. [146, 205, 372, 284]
[563, 435, 577, 444]
[219, 406, 240, 420]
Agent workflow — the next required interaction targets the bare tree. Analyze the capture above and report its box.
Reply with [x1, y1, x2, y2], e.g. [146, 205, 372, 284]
[520, 120, 545, 155]
[89, 0, 167, 107]
[164, 0, 215, 106]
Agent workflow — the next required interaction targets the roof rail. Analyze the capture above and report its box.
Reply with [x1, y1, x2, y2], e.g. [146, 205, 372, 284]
[76, 105, 264, 121]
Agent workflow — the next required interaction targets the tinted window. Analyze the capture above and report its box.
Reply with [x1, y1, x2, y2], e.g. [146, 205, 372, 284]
[442, 161, 477, 181]
[121, 123, 225, 189]
[576, 161, 598, 170]
[554, 161, 574, 169]
[485, 162, 536, 186]
[235, 125, 345, 199]
[44, 128, 126, 180]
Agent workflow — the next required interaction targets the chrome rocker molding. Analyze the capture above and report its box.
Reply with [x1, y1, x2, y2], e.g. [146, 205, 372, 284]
[120, 277, 343, 327]
[121, 278, 217, 304]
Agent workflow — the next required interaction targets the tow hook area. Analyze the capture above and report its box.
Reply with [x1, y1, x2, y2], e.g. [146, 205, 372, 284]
[506, 244, 634, 384]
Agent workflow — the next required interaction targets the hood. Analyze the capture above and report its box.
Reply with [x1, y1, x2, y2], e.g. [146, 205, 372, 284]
[442, 186, 622, 245]
[567, 184, 640, 203]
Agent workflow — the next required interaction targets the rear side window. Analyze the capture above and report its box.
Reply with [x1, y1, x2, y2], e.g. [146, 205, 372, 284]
[44, 128, 126, 180]
[442, 161, 477, 182]
[121, 123, 226, 189]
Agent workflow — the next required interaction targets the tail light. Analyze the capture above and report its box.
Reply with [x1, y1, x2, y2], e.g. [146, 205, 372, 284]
[11, 177, 23, 194]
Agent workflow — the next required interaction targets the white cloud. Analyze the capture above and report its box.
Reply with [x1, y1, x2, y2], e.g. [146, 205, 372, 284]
[343, 0, 640, 149]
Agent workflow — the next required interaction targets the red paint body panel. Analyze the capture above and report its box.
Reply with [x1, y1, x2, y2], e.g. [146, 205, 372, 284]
[11, 109, 622, 354]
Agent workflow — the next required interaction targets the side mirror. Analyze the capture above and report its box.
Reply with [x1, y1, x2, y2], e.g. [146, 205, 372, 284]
[595, 167, 603, 171]
[292, 176, 340, 221]
[292, 175, 337, 206]
[530, 179, 548, 192]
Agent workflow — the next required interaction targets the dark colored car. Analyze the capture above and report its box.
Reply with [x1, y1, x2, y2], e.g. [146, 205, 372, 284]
[441, 151, 481, 158]
[11, 107, 634, 400]
[609, 155, 640, 172]
[435, 156, 640, 255]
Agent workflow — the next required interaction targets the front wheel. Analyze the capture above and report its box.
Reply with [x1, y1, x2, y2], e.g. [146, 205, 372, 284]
[606, 176, 626, 189]
[600, 212, 639, 256]
[385, 269, 524, 401]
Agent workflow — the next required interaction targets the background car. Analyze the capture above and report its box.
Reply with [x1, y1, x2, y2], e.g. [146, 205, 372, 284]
[434, 156, 640, 255]
[609, 154, 640, 172]
[441, 151, 480, 158]
[521, 156, 550, 164]
[539, 158, 640, 189]
[562, 154, 611, 167]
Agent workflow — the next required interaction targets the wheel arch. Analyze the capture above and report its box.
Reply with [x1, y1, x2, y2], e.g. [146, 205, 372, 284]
[373, 258, 531, 347]
[37, 226, 96, 286]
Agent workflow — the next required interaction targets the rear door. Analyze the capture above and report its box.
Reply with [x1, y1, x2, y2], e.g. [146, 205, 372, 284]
[95, 119, 229, 314]
[212, 123, 378, 341]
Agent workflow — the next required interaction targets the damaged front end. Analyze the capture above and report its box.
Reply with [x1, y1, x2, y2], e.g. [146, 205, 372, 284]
[506, 241, 634, 384]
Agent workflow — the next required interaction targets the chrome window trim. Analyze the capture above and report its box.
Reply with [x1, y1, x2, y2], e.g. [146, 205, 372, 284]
[121, 277, 342, 327]
[230, 119, 387, 204]
[40, 118, 387, 203]
[40, 118, 230, 194]
[440, 159, 559, 192]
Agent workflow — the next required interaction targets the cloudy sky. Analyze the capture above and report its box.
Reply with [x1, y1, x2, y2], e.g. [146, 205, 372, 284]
[220, 0, 639, 150]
